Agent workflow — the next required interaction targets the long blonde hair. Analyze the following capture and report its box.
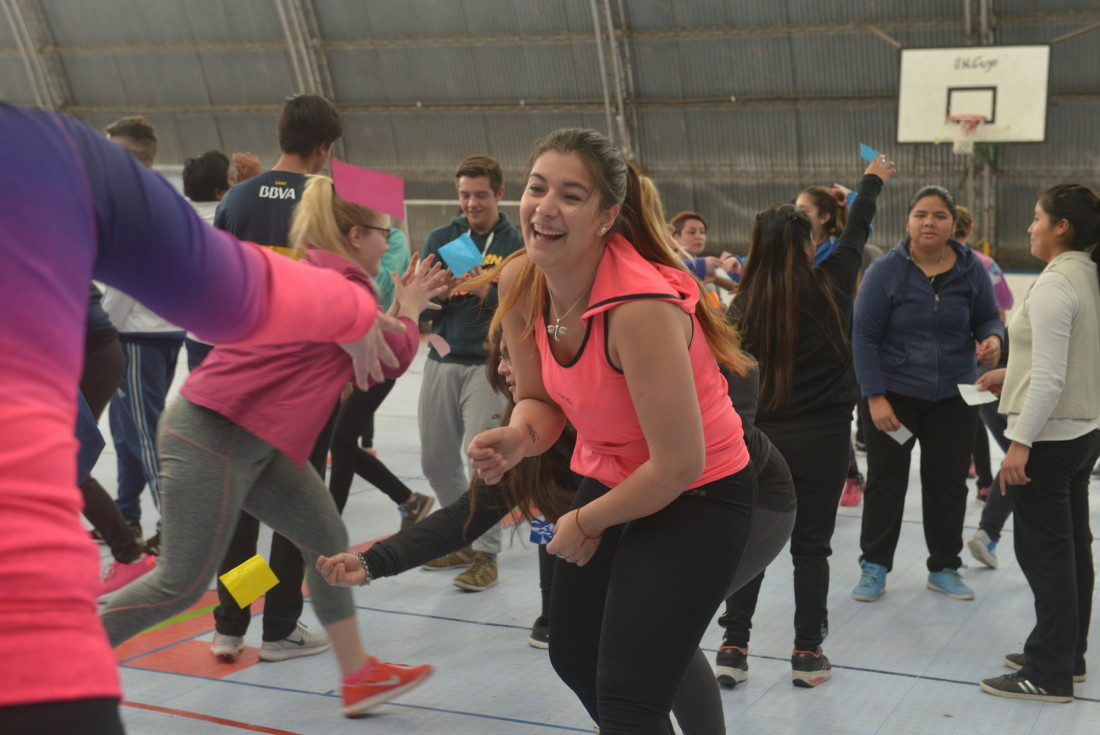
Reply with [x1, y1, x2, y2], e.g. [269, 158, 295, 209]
[486, 128, 750, 375]
[288, 175, 387, 257]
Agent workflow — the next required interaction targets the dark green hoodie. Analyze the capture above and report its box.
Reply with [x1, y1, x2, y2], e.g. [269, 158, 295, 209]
[419, 212, 524, 363]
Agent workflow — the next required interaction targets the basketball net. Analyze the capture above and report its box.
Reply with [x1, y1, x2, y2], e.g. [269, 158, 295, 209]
[946, 114, 986, 155]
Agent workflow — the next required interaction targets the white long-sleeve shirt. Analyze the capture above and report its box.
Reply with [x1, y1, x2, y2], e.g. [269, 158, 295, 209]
[1004, 269, 1099, 446]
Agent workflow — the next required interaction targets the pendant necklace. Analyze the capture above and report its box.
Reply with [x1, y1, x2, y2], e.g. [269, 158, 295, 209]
[925, 244, 946, 281]
[547, 268, 599, 342]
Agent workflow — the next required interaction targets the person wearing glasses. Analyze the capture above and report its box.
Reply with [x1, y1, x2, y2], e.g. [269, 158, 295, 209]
[207, 93, 345, 664]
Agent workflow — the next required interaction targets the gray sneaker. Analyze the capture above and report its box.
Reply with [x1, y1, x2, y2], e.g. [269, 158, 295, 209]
[258, 621, 330, 662]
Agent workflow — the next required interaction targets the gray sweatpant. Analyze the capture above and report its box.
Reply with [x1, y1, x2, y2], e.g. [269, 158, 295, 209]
[418, 359, 507, 556]
[101, 398, 354, 646]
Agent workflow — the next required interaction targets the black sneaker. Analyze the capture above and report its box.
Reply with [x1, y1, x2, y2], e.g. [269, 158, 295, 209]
[715, 644, 748, 688]
[143, 531, 161, 557]
[980, 672, 1073, 703]
[528, 615, 549, 649]
[1004, 652, 1086, 683]
[791, 647, 832, 688]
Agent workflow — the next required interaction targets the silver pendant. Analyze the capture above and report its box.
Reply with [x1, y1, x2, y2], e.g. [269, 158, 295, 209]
[547, 324, 567, 341]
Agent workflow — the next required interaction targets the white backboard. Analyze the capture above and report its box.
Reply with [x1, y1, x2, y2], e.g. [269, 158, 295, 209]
[897, 45, 1050, 145]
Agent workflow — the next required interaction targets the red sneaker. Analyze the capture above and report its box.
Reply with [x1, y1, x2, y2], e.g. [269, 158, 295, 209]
[839, 476, 864, 507]
[98, 553, 157, 600]
[342, 657, 433, 717]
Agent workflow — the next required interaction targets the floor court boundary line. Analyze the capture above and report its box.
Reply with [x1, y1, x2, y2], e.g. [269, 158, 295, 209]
[120, 667, 593, 731]
[121, 700, 305, 734]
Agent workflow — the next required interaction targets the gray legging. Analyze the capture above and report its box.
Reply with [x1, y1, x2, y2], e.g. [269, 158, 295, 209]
[100, 398, 354, 645]
[670, 506, 797, 735]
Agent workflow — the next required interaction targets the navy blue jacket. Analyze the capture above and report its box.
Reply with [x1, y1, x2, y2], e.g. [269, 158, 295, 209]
[853, 237, 1004, 401]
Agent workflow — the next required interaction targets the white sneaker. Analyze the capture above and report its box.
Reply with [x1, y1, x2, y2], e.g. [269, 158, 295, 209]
[211, 632, 245, 661]
[967, 530, 998, 569]
[259, 621, 330, 662]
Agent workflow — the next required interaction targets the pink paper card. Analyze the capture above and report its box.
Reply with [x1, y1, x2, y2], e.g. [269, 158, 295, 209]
[427, 334, 451, 357]
[331, 159, 405, 219]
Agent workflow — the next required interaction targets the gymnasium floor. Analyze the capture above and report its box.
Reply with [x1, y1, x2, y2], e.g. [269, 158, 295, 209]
[95, 340, 1100, 735]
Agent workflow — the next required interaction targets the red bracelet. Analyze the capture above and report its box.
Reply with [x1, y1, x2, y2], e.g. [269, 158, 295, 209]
[575, 507, 603, 545]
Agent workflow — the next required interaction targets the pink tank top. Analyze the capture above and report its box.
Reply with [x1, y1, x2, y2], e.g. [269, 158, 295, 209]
[537, 235, 749, 489]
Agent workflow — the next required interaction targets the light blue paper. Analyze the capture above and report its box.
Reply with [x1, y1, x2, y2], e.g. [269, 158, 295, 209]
[859, 143, 883, 163]
[438, 233, 483, 277]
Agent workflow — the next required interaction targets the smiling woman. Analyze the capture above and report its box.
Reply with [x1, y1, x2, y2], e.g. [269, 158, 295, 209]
[462, 127, 757, 734]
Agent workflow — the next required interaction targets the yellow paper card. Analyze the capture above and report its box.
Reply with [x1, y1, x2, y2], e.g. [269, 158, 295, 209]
[218, 554, 279, 608]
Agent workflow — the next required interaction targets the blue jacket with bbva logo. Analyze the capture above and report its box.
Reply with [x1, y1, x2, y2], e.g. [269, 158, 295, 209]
[853, 237, 1004, 402]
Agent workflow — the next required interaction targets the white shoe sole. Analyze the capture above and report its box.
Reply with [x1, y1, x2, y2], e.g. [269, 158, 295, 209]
[792, 669, 831, 687]
[453, 576, 498, 592]
[851, 588, 884, 602]
[528, 635, 549, 650]
[716, 666, 748, 688]
[211, 640, 245, 661]
[258, 641, 331, 662]
[967, 536, 998, 568]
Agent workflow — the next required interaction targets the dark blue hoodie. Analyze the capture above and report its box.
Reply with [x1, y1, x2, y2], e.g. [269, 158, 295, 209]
[853, 237, 1004, 401]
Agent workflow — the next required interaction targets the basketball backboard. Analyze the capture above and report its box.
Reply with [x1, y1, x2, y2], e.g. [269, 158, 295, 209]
[897, 45, 1050, 147]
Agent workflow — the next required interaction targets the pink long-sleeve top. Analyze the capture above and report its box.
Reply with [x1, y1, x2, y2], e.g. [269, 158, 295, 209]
[0, 104, 378, 709]
[182, 248, 418, 466]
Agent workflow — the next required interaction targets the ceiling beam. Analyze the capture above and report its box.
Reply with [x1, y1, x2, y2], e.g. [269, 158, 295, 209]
[4, 10, 1094, 58]
[60, 91, 1098, 119]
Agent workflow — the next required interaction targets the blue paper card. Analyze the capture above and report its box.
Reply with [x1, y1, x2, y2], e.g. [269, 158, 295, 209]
[530, 517, 555, 545]
[438, 233, 483, 277]
[859, 143, 882, 162]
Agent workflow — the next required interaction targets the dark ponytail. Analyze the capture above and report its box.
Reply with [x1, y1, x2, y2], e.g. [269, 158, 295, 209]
[1039, 183, 1100, 288]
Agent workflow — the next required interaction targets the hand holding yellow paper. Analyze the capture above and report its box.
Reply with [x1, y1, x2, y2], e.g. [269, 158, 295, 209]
[219, 554, 279, 608]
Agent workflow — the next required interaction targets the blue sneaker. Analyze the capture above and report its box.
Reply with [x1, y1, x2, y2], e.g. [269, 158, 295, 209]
[967, 529, 998, 569]
[927, 568, 974, 600]
[852, 559, 887, 601]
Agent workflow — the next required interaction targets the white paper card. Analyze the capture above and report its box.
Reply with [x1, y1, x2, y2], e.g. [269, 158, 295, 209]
[885, 424, 913, 445]
[957, 383, 998, 406]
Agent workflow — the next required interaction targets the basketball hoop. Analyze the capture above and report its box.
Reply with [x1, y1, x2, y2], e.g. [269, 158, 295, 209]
[946, 114, 987, 155]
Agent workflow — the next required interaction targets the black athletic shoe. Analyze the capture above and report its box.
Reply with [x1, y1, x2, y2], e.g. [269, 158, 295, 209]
[791, 647, 832, 688]
[980, 673, 1072, 703]
[1004, 652, 1086, 683]
[528, 615, 549, 649]
[715, 644, 748, 688]
[143, 531, 161, 557]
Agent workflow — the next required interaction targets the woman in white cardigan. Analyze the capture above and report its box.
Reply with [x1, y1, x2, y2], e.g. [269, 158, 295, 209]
[976, 183, 1100, 703]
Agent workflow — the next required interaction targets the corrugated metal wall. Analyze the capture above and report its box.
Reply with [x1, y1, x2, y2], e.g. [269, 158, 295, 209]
[1, 0, 1096, 267]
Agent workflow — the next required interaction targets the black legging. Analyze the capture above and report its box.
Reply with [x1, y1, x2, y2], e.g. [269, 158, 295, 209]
[549, 468, 755, 734]
[328, 379, 414, 510]
[0, 697, 123, 735]
[80, 329, 144, 564]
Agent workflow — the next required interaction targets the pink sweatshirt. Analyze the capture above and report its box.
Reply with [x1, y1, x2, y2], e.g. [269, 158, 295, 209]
[182, 248, 418, 466]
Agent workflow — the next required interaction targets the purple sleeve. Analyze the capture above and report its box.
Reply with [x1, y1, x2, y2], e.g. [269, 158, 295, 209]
[683, 257, 707, 279]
